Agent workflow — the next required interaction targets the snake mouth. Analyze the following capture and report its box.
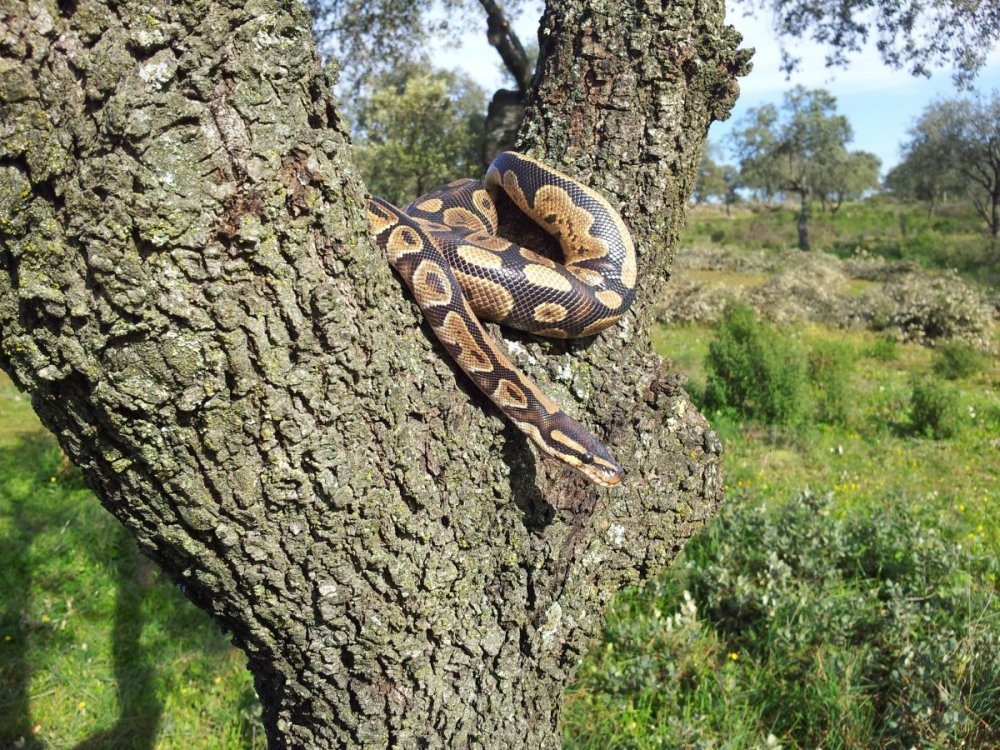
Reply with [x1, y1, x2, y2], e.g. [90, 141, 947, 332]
[580, 463, 624, 487]
[569, 451, 624, 487]
[536, 442, 624, 487]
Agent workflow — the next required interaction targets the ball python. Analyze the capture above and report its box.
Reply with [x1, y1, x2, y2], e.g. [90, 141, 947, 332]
[367, 152, 637, 486]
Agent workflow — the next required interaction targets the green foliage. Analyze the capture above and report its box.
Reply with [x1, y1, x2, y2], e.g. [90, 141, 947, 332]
[658, 320, 999, 531]
[868, 336, 899, 361]
[306, 0, 529, 90]
[566, 492, 1000, 749]
[572, 319, 1000, 748]
[823, 149, 881, 212]
[890, 93, 1000, 237]
[703, 304, 809, 425]
[933, 341, 986, 380]
[345, 64, 486, 206]
[909, 377, 961, 438]
[752, 0, 1000, 86]
[808, 339, 854, 424]
[690, 492, 1000, 748]
[693, 145, 740, 208]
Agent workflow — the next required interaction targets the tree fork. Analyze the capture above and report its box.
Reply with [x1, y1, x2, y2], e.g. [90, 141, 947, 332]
[0, 0, 748, 746]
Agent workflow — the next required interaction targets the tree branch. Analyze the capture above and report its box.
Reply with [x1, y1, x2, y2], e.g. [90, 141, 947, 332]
[479, 0, 533, 93]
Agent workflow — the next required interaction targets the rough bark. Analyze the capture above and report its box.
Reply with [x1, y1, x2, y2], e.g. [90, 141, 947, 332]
[0, 0, 747, 746]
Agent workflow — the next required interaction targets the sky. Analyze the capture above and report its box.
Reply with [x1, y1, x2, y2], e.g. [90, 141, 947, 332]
[431, 2, 1000, 174]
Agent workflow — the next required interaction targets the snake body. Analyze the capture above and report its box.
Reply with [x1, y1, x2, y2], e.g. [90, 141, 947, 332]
[367, 152, 637, 486]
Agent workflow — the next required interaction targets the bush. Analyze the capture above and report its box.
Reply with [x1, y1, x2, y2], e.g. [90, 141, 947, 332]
[933, 341, 985, 380]
[853, 270, 993, 348]
[808, 340, 854, 425]
[867, 336, 899, 361]
[703, 304, 809, 425]
[910, 377, 960, 438]
[566, 492, 1000, 750]
[682, 492, 1000, 749]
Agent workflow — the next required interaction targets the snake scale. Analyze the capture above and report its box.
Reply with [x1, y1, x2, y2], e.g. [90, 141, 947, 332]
[367, 152, 637, 486]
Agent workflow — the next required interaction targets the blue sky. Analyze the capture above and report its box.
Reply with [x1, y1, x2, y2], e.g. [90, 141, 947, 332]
[432, 3, 1000, 174]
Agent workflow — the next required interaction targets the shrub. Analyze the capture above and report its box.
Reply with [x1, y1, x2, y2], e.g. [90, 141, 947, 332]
[867, 336, 899, 361]
[909, 377, 960, 438]
[703, 304, 809, 425]
[681, 492, 1000, 749]
[853, 270, 993, 348]
[567, 492, 1000, 749]
[808, 340, 854, 425]
[933, 341, 985, 380]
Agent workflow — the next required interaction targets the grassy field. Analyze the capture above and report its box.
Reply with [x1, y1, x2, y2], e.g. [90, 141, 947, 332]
[562, 319, 1000, 748]
[1, 197, 998, 747]
[684, 197, 999, 287]
[561, 199, 1000, 748]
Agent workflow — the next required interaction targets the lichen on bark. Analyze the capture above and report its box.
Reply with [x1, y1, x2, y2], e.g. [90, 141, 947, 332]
[0, 0, 748, 746]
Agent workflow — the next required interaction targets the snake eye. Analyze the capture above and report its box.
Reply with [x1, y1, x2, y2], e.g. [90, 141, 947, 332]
[582, 452, 594, 464]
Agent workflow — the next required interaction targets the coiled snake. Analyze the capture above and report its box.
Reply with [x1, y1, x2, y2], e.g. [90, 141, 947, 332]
[367, 152, 637, 486]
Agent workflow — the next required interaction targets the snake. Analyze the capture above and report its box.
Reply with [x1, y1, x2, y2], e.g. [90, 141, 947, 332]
[367, 152, 637, 486]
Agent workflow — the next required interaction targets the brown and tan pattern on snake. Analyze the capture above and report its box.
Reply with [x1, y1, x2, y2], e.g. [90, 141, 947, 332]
[368, 152, 637, 486]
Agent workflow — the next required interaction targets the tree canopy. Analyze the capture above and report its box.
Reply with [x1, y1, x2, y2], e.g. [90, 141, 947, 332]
[693, 146, 741, 212]
[822, 150, 881, 214]
[745, 0, 1000, 85]
[344, 63, 487, 205]
[307, 0, 533, 92]
[889, 93, 1000, 236]
[308, 0, 1000, 94]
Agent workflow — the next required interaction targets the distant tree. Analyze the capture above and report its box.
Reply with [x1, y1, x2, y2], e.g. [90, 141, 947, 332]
[307, 0, 534, 94]
[345, 64, 487, 206]
[731, 87, 870, 250]
[891, 94, 1000, 236]
[719, 164, 741, 215]
[693, 147, 725, 203]
[694, 147, 741, 214]
[884, 137, 965, 217]
[821, 150, 881, 215]
[308, 1, 534, 162]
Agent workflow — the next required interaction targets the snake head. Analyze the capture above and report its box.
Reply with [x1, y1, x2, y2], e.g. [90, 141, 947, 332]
[539, 420, 624, 487]
[575, 447, 625, 487]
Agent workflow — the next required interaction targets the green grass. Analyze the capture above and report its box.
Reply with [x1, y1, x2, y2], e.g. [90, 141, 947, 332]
[0, 372, 265, 749]
[651, 323, 999, 548]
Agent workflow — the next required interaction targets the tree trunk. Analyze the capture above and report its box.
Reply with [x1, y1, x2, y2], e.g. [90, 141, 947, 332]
[797, 191, 812, 250]
[991, 184, 999, 237]
[0, 0, 748, 746]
